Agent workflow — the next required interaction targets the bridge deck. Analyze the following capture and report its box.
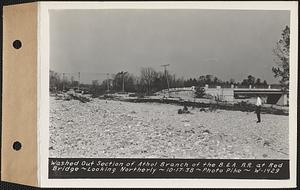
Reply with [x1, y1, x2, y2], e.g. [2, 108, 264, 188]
[159, 87, 288, 95]
[233, 88, 287, 95]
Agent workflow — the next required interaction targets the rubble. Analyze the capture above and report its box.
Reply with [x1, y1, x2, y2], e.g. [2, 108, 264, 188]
[52, 92, 91, 103]
[69, 93, 90, 103]
[49, 97, 289, 159]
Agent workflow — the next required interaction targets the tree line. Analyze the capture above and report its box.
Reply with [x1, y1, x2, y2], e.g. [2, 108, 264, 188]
[50, 68, 270, 96]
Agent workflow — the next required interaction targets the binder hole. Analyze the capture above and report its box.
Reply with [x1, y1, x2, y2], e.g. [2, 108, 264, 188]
[13, 40, 22, 49]
[13, 141, 22, 151]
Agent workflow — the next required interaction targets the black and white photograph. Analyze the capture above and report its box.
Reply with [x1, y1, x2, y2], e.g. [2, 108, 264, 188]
[49, 8, 291, 160]
[0, 1, 297, 188]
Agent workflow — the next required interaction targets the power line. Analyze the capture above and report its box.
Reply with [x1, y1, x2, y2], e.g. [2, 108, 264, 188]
[59, 71, 112, 91]
[78, 72, 81, 91]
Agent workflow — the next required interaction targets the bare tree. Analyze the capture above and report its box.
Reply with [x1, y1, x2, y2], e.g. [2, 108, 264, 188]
[50, 70, 62, 92]
[140, 67, 157, 95]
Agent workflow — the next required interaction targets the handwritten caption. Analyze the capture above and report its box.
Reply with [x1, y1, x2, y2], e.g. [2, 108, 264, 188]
[49, 159, 286, 178]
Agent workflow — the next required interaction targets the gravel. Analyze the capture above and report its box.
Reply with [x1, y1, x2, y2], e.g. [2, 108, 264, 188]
[49, 97, 289, 159]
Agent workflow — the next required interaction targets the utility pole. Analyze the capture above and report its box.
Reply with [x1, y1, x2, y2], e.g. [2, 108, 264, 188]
[78, 72, 80, 91]
[86, 72, 111, 92]
[62, 73, 65, 92]
[122, 71, 128, 93]
[106, 73, 110, 92]
[161, 64, 170, 94]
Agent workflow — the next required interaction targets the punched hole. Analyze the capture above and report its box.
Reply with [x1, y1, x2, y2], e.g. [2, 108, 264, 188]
[13, 141, 22, 151]
[13, 40, 22, 49]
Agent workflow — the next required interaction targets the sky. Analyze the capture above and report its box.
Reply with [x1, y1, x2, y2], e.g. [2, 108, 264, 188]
[50, 9, 290, 84]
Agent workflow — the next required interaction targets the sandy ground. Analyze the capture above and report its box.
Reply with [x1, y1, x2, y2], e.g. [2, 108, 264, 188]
[49, 97, 289, 159]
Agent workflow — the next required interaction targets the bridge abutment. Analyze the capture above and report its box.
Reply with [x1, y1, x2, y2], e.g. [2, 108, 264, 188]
[277, 94, 288, 106]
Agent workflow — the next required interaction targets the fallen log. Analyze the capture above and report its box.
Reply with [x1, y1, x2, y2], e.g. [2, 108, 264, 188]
[69, 93, 90, 103]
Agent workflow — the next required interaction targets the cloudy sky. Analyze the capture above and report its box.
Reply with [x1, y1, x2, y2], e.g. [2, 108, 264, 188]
[50, 9, 289, 84]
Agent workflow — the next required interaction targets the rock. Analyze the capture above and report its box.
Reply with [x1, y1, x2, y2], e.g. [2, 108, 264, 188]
[49, 96, 288, 159]
[202, 129, 211, 135]
[184, 123, 191, 127]
[194, 140, 201, 146]
[232, 136, 237, 142]
[185, 129, 195, 134]
[263, 140, 271, 147]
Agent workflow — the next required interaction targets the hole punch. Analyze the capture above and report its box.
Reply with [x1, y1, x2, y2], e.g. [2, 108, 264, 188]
[13, 141, 22, 151]
[13, 40, 22, 49]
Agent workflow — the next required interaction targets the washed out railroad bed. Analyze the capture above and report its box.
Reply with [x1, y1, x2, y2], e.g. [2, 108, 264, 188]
[49, 97, 289, 159]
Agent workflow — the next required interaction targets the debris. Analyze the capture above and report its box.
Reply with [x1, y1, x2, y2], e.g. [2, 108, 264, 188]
[184, 129, 195, 133]
[67, 120, 74, 124]
[202, 129, 211, 134]
[178, 109, 183, 114]
[183, 105, 188, 112]
[263, 140, 271, 147]
[200, 108, 206, 112]
[69, 93, 90, 103]
[49, 96, 289, 159]
[184, 123, 191, 127]
[178, 106, 190, 114]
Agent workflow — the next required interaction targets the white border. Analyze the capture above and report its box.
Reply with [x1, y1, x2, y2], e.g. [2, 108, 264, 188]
[38, 1, 298, 188]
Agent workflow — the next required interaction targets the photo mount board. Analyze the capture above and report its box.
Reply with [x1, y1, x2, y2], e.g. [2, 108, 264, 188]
[1, 2, 38, 187]
[1, 1, 298, 188]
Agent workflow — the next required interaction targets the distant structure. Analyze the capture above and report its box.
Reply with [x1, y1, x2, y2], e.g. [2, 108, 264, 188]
[232, 88, 288, 105]
[161, 85, 288, 106]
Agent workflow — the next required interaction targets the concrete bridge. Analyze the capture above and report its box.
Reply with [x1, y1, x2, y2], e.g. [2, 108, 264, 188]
[159, 85, 288, 106]
[233, 88, 288, 105]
